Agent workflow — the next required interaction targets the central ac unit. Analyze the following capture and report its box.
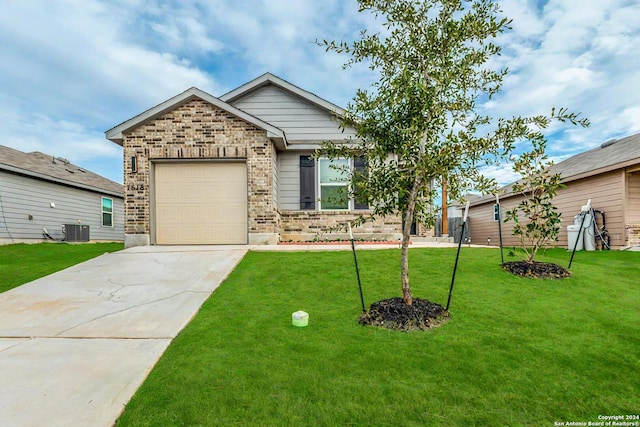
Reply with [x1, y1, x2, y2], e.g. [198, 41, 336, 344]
[64, 224, 90, 242]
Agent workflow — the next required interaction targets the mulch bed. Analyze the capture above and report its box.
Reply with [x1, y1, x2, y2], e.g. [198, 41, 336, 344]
[358, 297, 450, 331]
[502, 261, 571, 279]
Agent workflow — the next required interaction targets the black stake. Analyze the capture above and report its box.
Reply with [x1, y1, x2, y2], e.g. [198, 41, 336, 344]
[496, 195, 504, 265]
[348, 223, 366, 313]
[446, 202, 469, 311]
[568, 200, 591, 270]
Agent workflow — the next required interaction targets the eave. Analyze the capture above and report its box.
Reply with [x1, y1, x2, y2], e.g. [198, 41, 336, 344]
[105, 87, 288, 150]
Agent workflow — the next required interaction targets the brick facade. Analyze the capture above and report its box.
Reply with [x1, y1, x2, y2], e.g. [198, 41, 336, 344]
[117, 95, 429, 246]
[122, 98, 278, 244]
[626, 224, 640, 247]
[279, 210, 431, 241]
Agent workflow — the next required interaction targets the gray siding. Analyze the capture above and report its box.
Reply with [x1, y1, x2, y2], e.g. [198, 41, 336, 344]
[230, 85, 357, 142]
[278, 151, 313, 210]
[0, 171, 124, 242]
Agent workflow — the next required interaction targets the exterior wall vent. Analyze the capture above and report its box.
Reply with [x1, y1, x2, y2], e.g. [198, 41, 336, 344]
[64, 224, 90, 242]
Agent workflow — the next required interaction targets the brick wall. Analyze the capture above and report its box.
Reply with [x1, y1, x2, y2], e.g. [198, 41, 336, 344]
[279, 210, 403, 240]
[279, 210, 434, 241]
[122, 98, 278, 241]
[626, 224, 640, 246]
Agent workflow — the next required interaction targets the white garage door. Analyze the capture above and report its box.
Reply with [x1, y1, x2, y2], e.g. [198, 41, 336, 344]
[154, 162, 247, 244]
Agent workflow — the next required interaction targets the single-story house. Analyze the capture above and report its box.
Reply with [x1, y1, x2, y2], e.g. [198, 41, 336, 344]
[106, 72, 432, 247]
[0, 145, 124, 244]
[468, 132, 640, 249]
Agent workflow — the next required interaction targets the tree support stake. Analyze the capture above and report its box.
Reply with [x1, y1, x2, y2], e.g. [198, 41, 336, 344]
[349, 223, 366, 313]
[446, 201, 469, 311]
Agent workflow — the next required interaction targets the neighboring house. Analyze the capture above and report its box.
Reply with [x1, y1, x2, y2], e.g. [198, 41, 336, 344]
[468, 132, 640, 249]
[106, 72, 431, 247]
[433, 194, 478, 243]
[446, 194, 480, 218]
[0, 145, 124, 244]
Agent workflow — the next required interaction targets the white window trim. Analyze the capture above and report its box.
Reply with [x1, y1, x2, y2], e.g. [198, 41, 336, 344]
[101, 197, 113, 227]
[318, 158, 351, 211]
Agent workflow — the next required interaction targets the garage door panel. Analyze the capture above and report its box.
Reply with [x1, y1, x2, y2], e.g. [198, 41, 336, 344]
[156, 206, 180, 221]
[180, 186, 203, 200]
[156, 226, 180, 243]
[154, 162, 247, 244]
[211, 188, 240, 201]
[156, 166, 178, 180]
[200, 206, 230, 220]
[156, 184, 180, 200]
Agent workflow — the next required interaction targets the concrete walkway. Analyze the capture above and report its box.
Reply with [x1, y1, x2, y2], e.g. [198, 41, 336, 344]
[0, 246, 247, 427]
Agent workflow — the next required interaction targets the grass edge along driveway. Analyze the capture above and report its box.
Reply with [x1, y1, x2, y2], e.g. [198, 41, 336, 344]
[116, 248, 640, 427]
[0, 242, 124, 293]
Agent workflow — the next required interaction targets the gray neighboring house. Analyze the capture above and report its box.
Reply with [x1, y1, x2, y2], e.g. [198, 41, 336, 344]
[0, 145, 124, 244]
[468, 132, 640, 249]
[107, 72, 433, 247]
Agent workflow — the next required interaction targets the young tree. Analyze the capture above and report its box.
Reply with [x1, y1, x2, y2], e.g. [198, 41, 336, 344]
[318, 0, 586, 305]
[503, 139, 566, 263]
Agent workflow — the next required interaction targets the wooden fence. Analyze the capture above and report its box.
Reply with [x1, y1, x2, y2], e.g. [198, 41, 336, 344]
[435, 217, 470, 243]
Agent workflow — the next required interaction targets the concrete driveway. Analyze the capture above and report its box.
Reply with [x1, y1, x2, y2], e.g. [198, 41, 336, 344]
[0, 245, 247, 427]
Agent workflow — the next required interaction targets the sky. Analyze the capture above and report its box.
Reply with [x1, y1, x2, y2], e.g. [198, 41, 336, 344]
[1, 0, 639, 187]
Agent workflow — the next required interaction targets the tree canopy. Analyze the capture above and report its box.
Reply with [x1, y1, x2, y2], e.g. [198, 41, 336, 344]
[318, 0, 587, 305]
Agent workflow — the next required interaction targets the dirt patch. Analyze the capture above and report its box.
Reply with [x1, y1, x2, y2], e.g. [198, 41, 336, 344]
[358, 297, 450, 331]
[502, 261, 571, 279]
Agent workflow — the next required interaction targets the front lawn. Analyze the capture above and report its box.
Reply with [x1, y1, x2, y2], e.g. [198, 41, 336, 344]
[0, 242, 124, 293]
[117, 248, 640, 426]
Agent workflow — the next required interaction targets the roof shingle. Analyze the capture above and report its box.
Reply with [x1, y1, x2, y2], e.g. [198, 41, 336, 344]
[0, 145, 123, 197]
[471, 132, 640, 206]
[549, 132, 640, 179]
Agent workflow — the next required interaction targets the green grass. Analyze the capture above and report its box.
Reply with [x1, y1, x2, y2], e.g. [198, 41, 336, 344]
[0, 242, 124, 293]
[116, 248, 640, 426]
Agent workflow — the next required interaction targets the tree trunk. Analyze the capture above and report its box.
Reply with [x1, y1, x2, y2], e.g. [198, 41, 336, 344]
[401, 177, 422, 306]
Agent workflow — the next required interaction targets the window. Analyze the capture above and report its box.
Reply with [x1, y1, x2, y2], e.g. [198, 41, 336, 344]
[101, 197, 113, 227]
[299, 156, 370, 211]
[319, 158, 350, 210]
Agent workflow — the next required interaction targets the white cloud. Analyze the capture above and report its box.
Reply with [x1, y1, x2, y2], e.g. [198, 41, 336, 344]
[0, 0, 638, 187]
[483, 0, 640, 163]
[154, 0, 381, 106]
[0, 0, 222, 182]
[0, 1, 219, 118]
[478, 164, 521, 188]
[499, 0, 545, 39]
[0, 95, 122, 182]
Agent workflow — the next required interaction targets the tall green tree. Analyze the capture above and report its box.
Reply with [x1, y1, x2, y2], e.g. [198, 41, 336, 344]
[318, 0, 586, 305]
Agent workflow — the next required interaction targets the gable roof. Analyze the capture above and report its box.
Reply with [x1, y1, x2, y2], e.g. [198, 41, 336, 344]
[0, 145, 123, 197]
[220, 72, 348, 117]
[549, 132, 640, 181]
[105, 87, 287, 149]
[471, 131, 640, 206]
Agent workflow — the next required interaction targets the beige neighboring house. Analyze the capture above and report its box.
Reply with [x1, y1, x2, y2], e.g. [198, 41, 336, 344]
[0, 145, 124, 244]
[106, 73, 431, 247]
[468, 132, 640, 250]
